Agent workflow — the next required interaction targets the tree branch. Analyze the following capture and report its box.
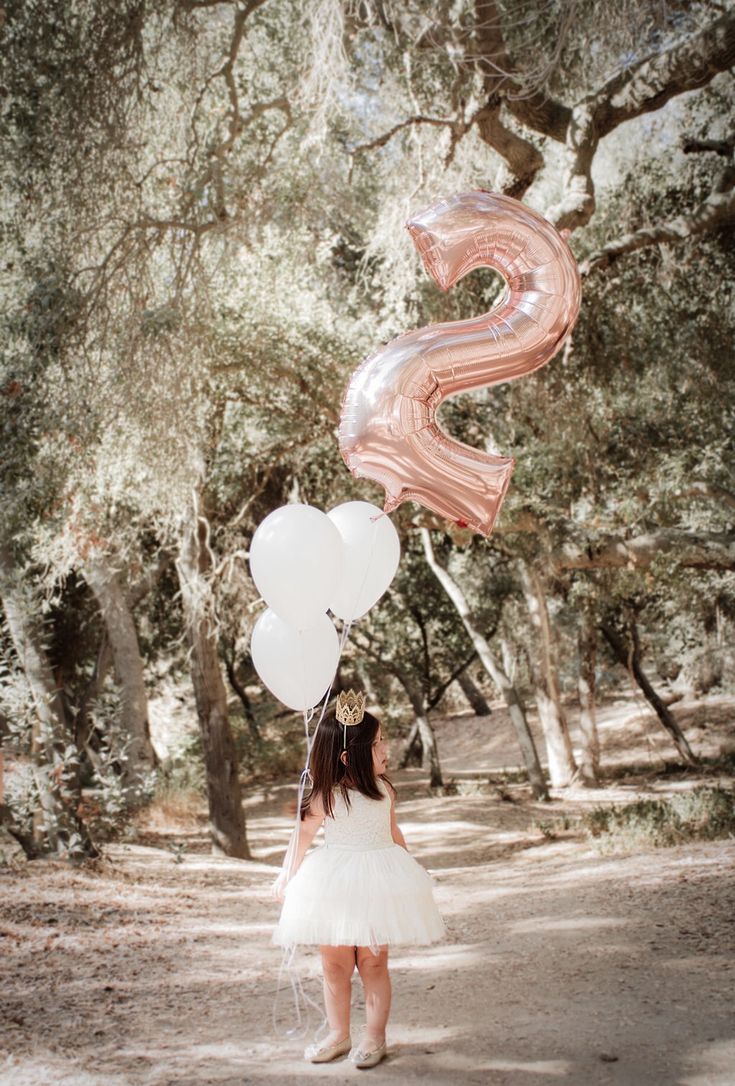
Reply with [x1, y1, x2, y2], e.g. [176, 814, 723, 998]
[350, 114, 455, 157]
[580, 176, 735, 276]
[554, 530, 735, 573]
[546, 9, 735, 231]
[473, 0, 571, 142]
[351, 627, 424, 713]
[427, 650, 478, 711]
[473, 100, 545, 199]
[592, 11, 735, 140]
[683, 135, 735, 158]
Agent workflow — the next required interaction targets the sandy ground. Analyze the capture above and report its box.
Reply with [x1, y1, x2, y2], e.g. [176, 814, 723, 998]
[1, 694, 734, 1086]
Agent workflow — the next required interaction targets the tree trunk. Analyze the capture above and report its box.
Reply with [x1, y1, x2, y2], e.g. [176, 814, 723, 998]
[398, 718, 421, 769]
[419, 530, 548, 800]
[416, 710, 442, 788]
[456, 671, 492, 716]
[391, 673, 442, 788]
[577, 607, 600, 783]
[75, 634, 114, 770]
[176, 497, 250, 858]
[84, 555, 156, 788]
[77, 553, 169, 767]
[520, 564, 577, 787]
[600, 620, 699, 766]
[0, 546, 97, 858]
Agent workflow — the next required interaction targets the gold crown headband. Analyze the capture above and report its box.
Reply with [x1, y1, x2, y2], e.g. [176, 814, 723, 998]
[336, 689, 366, 726]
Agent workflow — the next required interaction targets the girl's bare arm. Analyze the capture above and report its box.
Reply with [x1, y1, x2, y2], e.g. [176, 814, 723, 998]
[273, 795, 325, 901]
[389, 793, 408, 851]
[292, 800, 325, 873]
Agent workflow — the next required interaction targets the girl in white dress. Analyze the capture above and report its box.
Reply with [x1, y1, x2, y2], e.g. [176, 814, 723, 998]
[273, 690, 445, 1068]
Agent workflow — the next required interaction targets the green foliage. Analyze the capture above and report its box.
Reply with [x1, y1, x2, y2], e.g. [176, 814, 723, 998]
[236, 727, 306, 783]
[1, 761, 38, 845]
[582, 787, 735, 851]
[153, 732, 206, 798]
[1, 0, 733, 818]
[533, 814, 574, 839]
[84, 690, 156, 836]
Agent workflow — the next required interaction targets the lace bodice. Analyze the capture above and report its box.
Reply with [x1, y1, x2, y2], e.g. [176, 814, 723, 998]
[323, 778, 394, 851]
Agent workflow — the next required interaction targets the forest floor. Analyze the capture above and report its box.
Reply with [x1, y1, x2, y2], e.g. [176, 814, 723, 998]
[1, 692, 735, 1086]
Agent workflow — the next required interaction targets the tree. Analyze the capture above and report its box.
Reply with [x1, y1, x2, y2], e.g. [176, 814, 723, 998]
[349, 530, 480, 788]
[419, 528, 549, 798]
[1, 0, 363, 850]
[2, 0, 733, 837]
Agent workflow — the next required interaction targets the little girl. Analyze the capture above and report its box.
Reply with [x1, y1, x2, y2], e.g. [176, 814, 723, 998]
[273, 689, 445, 1068]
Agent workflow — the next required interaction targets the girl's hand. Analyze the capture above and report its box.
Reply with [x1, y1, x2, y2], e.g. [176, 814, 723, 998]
[271, 870, 289, 902]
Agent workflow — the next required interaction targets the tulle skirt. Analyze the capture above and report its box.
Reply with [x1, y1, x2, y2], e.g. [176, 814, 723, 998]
[272, 843, 445, 948]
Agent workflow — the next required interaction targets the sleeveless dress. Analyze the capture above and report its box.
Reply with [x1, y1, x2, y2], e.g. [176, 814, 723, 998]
[272, 778, 445, 948]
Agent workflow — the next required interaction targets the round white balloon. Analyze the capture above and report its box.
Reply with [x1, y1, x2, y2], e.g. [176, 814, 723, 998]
[251, 608, 340, 712]
[327, 501, 400, 621]
[249, 504, 344, 629]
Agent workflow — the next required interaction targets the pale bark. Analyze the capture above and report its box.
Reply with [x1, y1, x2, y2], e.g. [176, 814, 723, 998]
[77, 550, 171, 765]
[84, 556, 156, 787]
[499, 638, 515, 683]
[0, 546, 97, 858]
[577, 607, 600, 784]
[414, 706, 443, 789]
[176, 496, 249, 859]
[420, 530, 548, 800]
[395, 708, 442, 787]
[519, 564, 577, 788]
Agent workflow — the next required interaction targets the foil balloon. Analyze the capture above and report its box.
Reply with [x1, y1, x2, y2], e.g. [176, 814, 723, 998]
[338, 190, 582, 536]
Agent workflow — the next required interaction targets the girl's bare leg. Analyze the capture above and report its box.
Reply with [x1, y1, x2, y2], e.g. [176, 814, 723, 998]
[319, 945, 356, 1043]
[356, 945, 391, 1047]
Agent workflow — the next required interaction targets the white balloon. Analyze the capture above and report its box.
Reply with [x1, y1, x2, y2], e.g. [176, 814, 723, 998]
[327, 501, 401, 621]
[251, 609, 340, 712]
[249, 504, 344, 629]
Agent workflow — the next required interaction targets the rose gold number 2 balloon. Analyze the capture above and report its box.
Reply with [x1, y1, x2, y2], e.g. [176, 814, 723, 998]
[338, 190, 582, 536]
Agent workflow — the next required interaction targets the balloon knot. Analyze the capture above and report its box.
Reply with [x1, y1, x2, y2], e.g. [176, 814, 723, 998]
[456, 519, 468, 528]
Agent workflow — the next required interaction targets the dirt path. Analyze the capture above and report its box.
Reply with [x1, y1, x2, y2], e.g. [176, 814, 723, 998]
[2, 778, 735, 1086]
[2, 694, 735, 1085]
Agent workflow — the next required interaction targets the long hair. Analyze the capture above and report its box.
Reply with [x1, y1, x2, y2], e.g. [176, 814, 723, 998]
[301, 708, 390, 820]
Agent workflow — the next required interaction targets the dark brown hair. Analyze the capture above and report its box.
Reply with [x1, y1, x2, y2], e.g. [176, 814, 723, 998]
[301, 708, 391, 820]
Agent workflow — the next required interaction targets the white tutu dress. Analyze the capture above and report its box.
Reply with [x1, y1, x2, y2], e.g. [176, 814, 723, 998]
[273, 778, 445, 948]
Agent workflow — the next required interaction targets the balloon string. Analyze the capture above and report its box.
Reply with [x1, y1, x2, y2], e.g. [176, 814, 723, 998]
[280, 618, 352, 886]
[272, 945, 327, 1042]
[272, 618, 353, 1040]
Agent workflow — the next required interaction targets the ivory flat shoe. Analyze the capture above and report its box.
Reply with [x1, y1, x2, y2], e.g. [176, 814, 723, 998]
[350, 1040, 388, 1069]
[304, 1035, 352, 1063]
